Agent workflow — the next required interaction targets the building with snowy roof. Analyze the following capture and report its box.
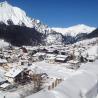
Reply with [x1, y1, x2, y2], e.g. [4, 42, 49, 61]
[5, 66, 24, 83]
[0, 58, 7, 66]
[55, 55, 68, 63]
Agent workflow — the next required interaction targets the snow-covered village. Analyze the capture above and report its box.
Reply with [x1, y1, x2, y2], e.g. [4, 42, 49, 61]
[0, 1, 98, 98]
[0, 37, 98, 98]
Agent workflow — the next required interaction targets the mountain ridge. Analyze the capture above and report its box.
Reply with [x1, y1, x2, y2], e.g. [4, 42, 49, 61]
[0, 1, 51, 34]
[0, 1, 97, 46]
[52, 24, 96, 37]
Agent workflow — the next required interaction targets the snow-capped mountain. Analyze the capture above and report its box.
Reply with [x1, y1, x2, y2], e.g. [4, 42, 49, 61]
[0, 1, 59, 46]
[0, 2, 45, 46]
[0, 1, 50, 34]
[0, 1, 97, 46]
[52, 24, 96, 37]
[0, 1, 33, 27]
[87, 28, 98, 38]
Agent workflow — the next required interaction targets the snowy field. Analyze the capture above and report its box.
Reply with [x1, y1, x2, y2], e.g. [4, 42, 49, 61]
[26, 60, 98, 98]
[33, 61, 75, 79]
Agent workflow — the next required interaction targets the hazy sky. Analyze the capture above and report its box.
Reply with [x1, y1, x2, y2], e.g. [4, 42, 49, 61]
[1, 0, 98, 27]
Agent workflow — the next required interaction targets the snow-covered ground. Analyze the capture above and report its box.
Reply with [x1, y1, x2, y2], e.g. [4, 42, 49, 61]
[26, 60, 98, 98]
[0, 37, 98, 98]
[0, 61, 76, 98]
[32, 61, 75, 79]
[0, 40, 9, 48]
[0, 48, 98, 98]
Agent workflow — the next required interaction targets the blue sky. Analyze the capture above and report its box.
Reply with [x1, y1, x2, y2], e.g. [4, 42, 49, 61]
[1, 0, 98, 27]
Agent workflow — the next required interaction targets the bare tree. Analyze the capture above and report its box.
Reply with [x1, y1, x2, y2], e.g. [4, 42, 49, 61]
[32, 68, 46, 92]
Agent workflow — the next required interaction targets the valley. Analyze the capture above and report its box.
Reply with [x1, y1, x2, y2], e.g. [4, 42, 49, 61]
[0, 1, 98, 98]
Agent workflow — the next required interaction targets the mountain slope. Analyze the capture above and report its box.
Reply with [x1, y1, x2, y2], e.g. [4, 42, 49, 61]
[0, 1, 50, 34]
[52, 24, 96, 37]
[0, 1, 49, 46]
[0, 23, 43, 46]
[0, 1, 63, 46]
[87, 28, 98, 38]
[0, 1, 33, 27]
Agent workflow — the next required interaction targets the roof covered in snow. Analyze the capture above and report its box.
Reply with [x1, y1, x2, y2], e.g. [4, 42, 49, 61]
[0, 59, 7, 64]
[5, 66, 24, 78]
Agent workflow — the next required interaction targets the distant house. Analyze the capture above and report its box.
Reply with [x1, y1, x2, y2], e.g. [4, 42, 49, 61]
[38, 48, 48, 53]
[0, 58, 7, 66]
[46, 54, 56, 58]
[59, 50, 67, 55]
[87, 56, 96, 62]
[60, 51, 66, 55]
[55, 55, 68, 63]
[46, 56, 56, 63]
[45, 54, 56, 63]
[46, 48, 56, 54]
[33, 52, 46, 61]
[67, 60, 80, 69]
